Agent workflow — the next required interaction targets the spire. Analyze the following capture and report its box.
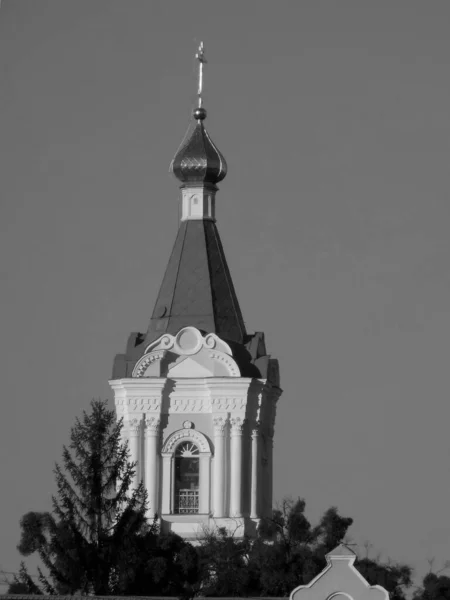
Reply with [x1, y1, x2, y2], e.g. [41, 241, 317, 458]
[144, 43, 246, 345]
[170, 42, 227, 191]
[196, 41, 206, 108]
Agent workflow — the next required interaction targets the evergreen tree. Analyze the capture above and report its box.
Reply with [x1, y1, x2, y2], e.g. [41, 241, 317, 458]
[17, 399, 150, 595]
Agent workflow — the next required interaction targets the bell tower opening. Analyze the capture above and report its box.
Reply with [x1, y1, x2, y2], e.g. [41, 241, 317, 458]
[174, 442, 200, 514]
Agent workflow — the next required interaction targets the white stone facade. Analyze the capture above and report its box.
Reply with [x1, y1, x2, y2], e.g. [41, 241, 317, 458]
[109, 326, 280, 539]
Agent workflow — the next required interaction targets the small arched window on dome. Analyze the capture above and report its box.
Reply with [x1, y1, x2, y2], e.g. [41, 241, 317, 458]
[174, 442, 200, 514]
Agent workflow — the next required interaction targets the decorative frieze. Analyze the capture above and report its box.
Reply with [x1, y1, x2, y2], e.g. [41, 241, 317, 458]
[211, 397, 247, 411]
[169, 397, 211, 413]
[128, 396, 161, 411]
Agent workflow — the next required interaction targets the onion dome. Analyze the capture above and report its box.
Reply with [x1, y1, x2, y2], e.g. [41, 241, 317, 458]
[170, 107, 227, 185]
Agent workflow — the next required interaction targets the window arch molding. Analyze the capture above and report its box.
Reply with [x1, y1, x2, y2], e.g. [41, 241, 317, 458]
[161, 428, 212, 516]
[161, 428, 212, 456]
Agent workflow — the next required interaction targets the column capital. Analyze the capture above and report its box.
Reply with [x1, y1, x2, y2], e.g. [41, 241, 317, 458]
[230, 416, 246, 436]
[145, 415, 161, 436]
[212, 415, 228, 435]
[251, 421, 261, 438]
[129, 417, 142, 436]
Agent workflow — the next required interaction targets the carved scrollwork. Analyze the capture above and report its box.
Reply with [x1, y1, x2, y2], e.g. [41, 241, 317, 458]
[204, 334, 216, 349]
[128, 417, 142, 436]
[251, 421, 260, 438]
[145, 328, 233, 356]
[212, 416, 228, 435]
[230, 416, 246, 435]
[145, 416, 161, 435]
[160, 335, 174, 349]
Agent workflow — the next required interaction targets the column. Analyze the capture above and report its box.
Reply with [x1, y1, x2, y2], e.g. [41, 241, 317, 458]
[128, 417, 142, 491]
[198, 454, 211, 514]
[250, 422, 260, 519]
[145, 416, 160, 518]
[230, 416, 245, 517]
[212, 416, 227, 517]
[267, 433, 274, 516]
[161, 455, 172, 514]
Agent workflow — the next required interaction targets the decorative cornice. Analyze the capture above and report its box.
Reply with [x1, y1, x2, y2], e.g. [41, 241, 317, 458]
[161, 428, 211, 454]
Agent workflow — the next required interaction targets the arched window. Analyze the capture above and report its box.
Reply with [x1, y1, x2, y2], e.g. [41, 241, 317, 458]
[174, 442, 199, 514]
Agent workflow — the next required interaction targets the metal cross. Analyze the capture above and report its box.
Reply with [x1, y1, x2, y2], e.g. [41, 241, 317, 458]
[195, 41, 207, 107]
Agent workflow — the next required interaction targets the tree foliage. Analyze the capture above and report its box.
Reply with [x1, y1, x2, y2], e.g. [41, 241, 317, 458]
[11, 399, 424, 598]
[195, 524, 253, 597]
[413, 570, 450, 600]
[197, 498, 415, 599]
[15, 400, 197, 596]
[356, 557, 413, 600]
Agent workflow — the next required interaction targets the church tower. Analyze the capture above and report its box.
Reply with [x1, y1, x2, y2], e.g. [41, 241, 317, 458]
[109, 44, 281, 539]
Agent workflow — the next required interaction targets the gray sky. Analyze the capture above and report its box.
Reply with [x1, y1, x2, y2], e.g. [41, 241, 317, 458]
[1, 0, 450, 589]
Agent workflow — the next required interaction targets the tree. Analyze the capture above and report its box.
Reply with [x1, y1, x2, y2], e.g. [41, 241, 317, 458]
[195, 498, 355, 597]
[8, 562, 42, 595]
[253, 497, 319, 595]
[356, 557, 412, 600]
[412, 560, 450, 600]
[17, 400, 151, 594]
[195, 523, 253, 597]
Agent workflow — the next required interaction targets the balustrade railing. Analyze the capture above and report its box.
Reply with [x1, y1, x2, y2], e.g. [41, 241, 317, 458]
[176, 489, 199, 513]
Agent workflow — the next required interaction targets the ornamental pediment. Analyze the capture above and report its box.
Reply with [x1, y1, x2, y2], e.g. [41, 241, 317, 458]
[132, 327, 240, 378]
[290, 544, 388, 600]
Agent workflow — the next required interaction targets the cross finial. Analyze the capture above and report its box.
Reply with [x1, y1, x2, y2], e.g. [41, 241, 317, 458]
[195, 41, 207, 108]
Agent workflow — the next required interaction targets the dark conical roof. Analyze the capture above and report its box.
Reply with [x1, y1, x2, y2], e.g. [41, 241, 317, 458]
[170, 108, 227, 185]
[145, 219, 246, 345]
